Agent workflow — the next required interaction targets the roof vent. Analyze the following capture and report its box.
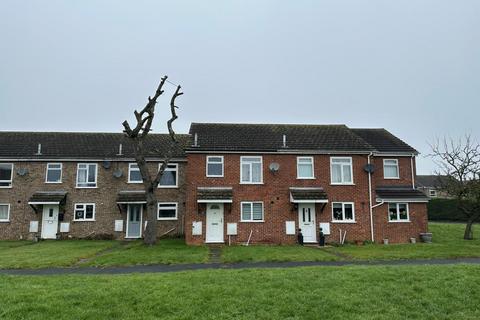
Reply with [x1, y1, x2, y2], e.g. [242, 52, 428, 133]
[193, 133, 199, 147]
[282, 135, 287, 148]
[117, 144, 123, 156]
[35, 143, 42, 155]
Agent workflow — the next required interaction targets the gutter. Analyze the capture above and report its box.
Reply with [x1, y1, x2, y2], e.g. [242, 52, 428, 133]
[411, 154, 416, 189]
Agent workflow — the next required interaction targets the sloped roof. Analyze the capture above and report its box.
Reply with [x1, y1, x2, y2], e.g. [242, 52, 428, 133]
[416, 175, 450, 188]
[197, 187, 233, 203]
[28, 191, 67, 204]
[351, 128, 418, 154]
[0, 132, 190, 159]
[188, 123, 376, 152]
[376, 186, 429, 202]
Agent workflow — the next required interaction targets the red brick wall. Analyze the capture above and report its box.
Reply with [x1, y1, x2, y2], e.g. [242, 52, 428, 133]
[0, 161, 186, 240]
[185, 153, 427, 245]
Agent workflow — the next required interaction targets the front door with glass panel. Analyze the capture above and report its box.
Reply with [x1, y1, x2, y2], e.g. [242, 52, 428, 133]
[298, 204, 316, 243]
[206, 203, 224, 243]
[41, 205, 59, 239]
[126, 204, 142, 238]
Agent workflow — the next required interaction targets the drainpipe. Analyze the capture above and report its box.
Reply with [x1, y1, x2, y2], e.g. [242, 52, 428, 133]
[368, 152, 374, 242]
[411, 154, 416, 190]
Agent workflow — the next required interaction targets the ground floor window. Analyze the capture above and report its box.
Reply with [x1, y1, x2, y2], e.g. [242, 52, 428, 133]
[157, 202, 178, 220]
[0, 204, 10, 221]
[241, 202, 264, 222]
[74, 203, 95, 221]
[388, 203, 409, 222]
[332, 202, 355, 222]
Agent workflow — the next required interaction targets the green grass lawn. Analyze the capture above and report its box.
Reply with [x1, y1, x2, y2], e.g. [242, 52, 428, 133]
[330, 222, 480, 261]
[222, 244, 340, 263]
[86, 238, 209, 266]
[0, 240, 115, 269]
[1, 265, 479, 319]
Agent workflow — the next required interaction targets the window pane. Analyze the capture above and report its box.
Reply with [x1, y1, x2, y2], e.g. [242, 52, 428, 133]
[158, 208, 176, 218]
[399, 204, 408, 220]
[207, 163, 223, 176]
[47, 169, 61, 182]
[252, 162, 262, 182]
[209, 157, 222, 163]
[344, 204, 353, 220]
[241, 203, 251, 220]
[160, 171, 176, 186]
[130, 170, 142, 182]
[87, 165, 96, 183]
[342, 164, 352, 183]
[333, 203, 343, 220]
[75, 208, 84, 220]
[298, 163, 313, 178]
[241, 163, 250, 182]
[78, 168, 87, 183]
[0, 205, 8, 220]
[384, 165, 398, 178]
[252, 203, 263, 220]
[85, 206, 94, 219]
[0, 164, 12, 181]
[331, 164, 342, 183]
[388, 203, 398, 220]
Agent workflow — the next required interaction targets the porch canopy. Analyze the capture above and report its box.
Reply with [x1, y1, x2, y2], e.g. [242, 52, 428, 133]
[290, 187, 328, 203]
[28, 191, 67, 205]
[375, 186, 429, 203]
[197, 187, 233, 203]
[116, 191, 147, 204]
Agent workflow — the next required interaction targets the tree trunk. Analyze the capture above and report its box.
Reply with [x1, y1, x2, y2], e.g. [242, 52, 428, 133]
[464, 218, 475, 240]
[143, 193, 158, 245]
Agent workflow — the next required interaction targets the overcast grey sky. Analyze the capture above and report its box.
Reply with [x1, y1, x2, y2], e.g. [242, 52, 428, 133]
[1, 1, 479, 174]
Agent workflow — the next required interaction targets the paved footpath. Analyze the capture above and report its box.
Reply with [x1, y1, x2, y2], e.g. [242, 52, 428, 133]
[2, 257, 480, 276]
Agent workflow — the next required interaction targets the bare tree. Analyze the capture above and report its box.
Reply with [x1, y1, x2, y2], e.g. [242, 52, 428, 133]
[122, 76, 183, 245]
[430, 135, 480, 239]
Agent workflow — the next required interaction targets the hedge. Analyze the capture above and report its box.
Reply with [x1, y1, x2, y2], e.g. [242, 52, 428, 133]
[428, 199, 469, 222]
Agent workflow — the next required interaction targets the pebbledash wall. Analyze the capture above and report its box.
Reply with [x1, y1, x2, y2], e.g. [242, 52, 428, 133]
[0, 161, 186, 240]
[185, 153, 427, 245]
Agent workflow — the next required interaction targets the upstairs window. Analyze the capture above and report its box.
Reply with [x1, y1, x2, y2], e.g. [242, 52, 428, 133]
[388, 203, 409, 222]
[331, 157, 353, 184]
[206, 156, 224, 177]
[76, 163, 97, 188]
[46, 163, 62, 183]
[74, 203, 95, 221]
[128, 163, 142, 183]
[383, 159, 399, 179]
[0, 163, 13, 188]
[157, 202, 178, 220]
[241, 202, 264, 222]
[241, 156, 262, 184]
[297, 157, 314, 179]
[0, 204, 10, 222]
[159, 164, 178, 188]
[429, 189, 437, 197]
[332, 202, 355, 222]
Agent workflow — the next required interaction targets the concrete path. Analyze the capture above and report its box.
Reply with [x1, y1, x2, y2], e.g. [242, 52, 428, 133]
[2, 257, 480, 276]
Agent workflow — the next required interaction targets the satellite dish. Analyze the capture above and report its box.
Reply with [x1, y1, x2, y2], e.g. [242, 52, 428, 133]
[102, 160, 111, 169]
[17, 168, 29, 176]
[113, 169, 123, 178]
[363, 164, 375, 173]
[269, 162, 280, 172]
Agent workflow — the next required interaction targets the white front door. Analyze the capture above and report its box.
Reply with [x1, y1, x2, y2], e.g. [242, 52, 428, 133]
[41, 205, 59, 239]
[126, 204, 143, 238]
[298, 203, 317, 243]
[206, 203, 224, 243]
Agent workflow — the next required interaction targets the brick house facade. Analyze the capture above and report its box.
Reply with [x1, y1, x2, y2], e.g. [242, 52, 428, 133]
[0, 132, 189, 240]
[185, 124, 428, 245]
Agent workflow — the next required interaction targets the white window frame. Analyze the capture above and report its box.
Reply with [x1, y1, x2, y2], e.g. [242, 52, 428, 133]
[330, 157, 354, 185]
[0, 163, 13, 188]
[206, 156, 224, 177]
[388, 203, 410, 222]
[157, 202, 178, 221]
[331, 202, 356, 223]
[0, 203, 10, 222]
[429, 189, 437, 197]
[76, 163, 98, 188]
[158, 163, 178, 188]
[128, 163, 142, 184]
[240, 156, 263, 184]
[45, 163, 63, 184]
[240, 201, 264, 222]
[73, 203, 96, 221]
[383, 159, 400, 179]
[297, 156, 315, 179]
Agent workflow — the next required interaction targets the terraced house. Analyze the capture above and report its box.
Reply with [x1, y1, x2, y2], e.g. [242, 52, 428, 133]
[185, 123, 428, 245]
[0, 132, 189, 240]
[0, 123, 428, 244]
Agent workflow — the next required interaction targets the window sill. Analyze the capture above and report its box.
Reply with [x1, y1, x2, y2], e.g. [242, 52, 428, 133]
[128, 181, 143, 184]
[331, 220, 356, 224]
[0, 220, 10, 223]
[73, 220, 96, 222]
[157, 186, 179, 189]
[207, 176, 224, 178]
[240, 220, 264, 223]
[76, 186, 98, 189]
[297, 177, 316, 180]
[330, 183, 355, 186]
[0, 186, 13, 189]
[45, 182, 62, 184]
[239, 182, 264, 185]
[384, 177, 400, 180]
[388, 220, 410, 223]
[157, 218, 178, 221]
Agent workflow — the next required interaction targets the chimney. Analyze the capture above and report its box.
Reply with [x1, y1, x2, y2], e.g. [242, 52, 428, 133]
[193, 133, 198, 147]
[117, 143, 123, 156]
[282, 134, 287, 148]
[35, 143, 42, 155]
